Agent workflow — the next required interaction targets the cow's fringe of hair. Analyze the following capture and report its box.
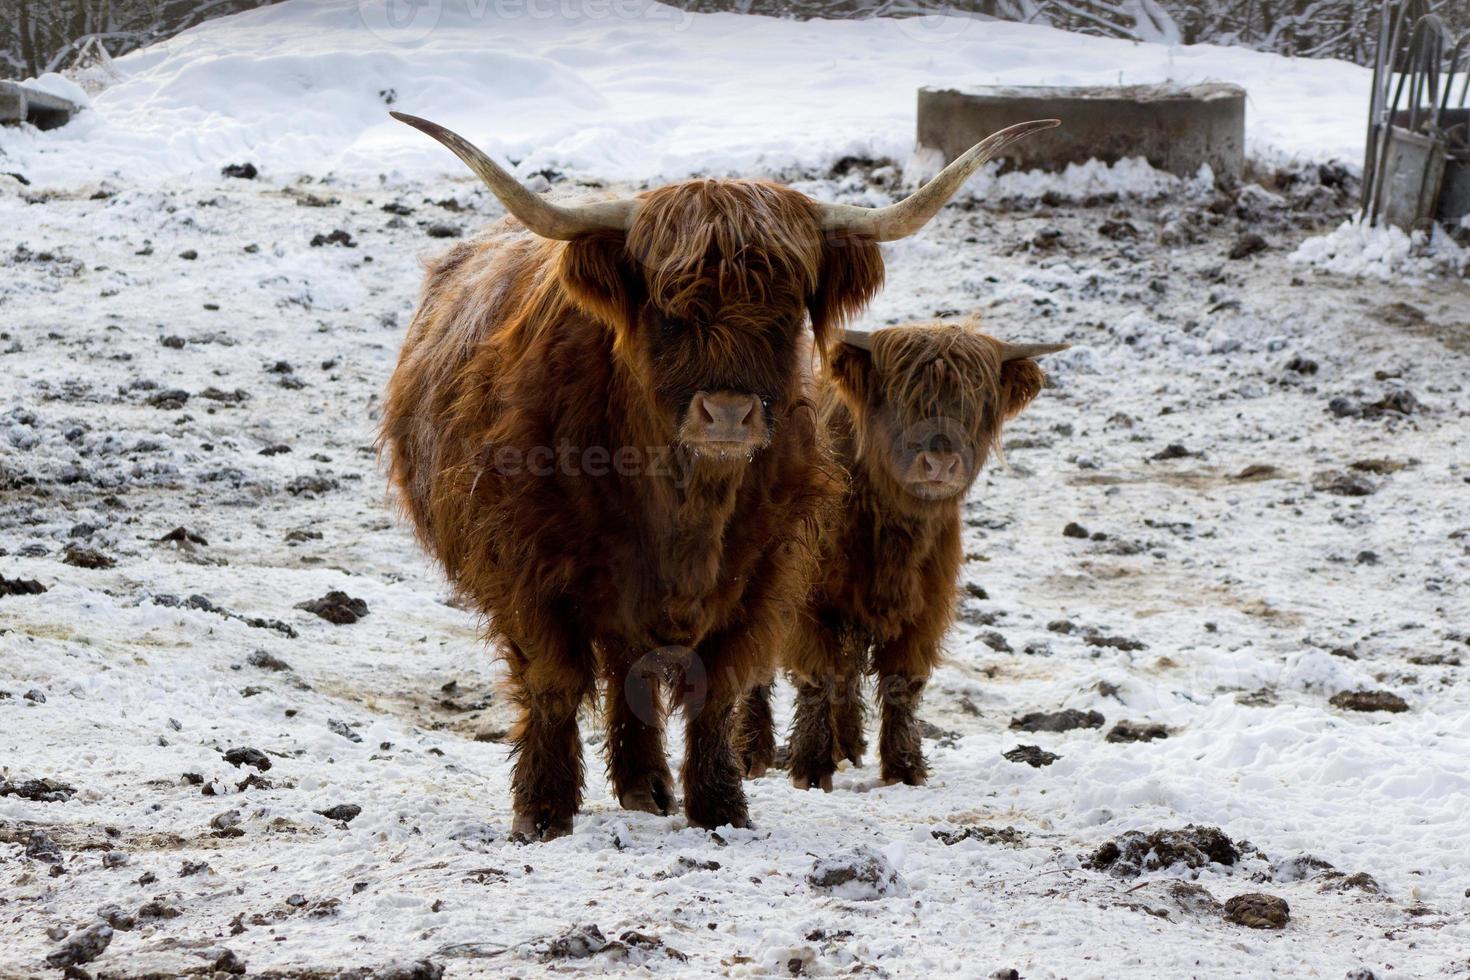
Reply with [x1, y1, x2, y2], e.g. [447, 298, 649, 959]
[629, 180, 823, 323]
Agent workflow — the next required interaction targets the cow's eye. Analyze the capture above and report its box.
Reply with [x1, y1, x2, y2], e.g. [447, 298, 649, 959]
[659, 314, 687, 339]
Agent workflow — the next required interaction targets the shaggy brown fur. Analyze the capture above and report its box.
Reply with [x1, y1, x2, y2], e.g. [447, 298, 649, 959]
[380, 179, 884, 837]
[740, 320, 1048, 789]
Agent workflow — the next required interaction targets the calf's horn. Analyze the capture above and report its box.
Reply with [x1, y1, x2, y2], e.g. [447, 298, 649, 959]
[997, 342, 1070, 361]
[839, 329, 1069, 362]
[817, 119, 1060, 242]
[390, 111, 637, 240]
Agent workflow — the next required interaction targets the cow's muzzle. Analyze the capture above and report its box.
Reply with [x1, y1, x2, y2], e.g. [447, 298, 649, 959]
[680, 390, 768, 458]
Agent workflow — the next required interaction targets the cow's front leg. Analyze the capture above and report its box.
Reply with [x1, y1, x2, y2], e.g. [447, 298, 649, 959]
[675, 638, 753, 829]
[604, 652, 674, 816]
[682, 689, 749, 829]
[503, 619, 593, 841]
[734, 681, 776, 778]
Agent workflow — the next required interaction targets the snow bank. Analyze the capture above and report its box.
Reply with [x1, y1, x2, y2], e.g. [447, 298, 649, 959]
[0, 0, 1373, 187]
[965, 157, 1216, 202]
[20, 73, 92, 108]
[1290, 218, 1470, 281]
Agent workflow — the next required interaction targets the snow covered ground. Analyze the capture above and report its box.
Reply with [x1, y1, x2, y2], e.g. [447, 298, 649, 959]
[4, 3, 1470, 978]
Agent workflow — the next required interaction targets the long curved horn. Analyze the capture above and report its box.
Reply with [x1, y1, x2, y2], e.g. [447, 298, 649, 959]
[839, 329, 1068, 361]
[390, 111, 636, 240]
[997, 342, 1070, 361]
[819, 119, 1060, 242]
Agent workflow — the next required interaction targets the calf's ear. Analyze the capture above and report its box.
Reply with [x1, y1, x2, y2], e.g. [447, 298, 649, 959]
[999, 358, 1046, 420]
[827, 341, 875, 406]
[557, 233, 645, 339]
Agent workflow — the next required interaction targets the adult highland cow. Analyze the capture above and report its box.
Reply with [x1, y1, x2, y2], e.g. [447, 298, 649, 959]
[737, 321, 1065, 790]
[379, 112, 1057, 838]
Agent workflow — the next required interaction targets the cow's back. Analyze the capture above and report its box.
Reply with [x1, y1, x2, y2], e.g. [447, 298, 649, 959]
[380, 220, 566, 557]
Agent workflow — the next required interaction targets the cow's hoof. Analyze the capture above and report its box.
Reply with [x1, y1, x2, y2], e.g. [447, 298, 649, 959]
[511, 811, 574, 842]
[790, 771, 834, 793]
[686, 794, 750, 831]
[618, 774, 673, 815]
[739, 738, 776, 780]
[835, 739, 867, 768]
[880, 768, 928, 788]
[739, 747, 774, 780]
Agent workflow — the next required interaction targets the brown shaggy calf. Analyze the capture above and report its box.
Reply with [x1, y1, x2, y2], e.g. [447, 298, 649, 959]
[738, 321, 1064, 790]
[379, 113, 1057, 837]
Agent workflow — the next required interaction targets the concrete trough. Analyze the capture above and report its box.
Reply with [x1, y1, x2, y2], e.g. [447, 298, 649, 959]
[917, 83, 1246, 184]
[0, 81, 79, 130]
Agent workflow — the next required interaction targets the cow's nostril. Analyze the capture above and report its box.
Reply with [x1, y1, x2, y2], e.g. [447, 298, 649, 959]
[696, 395, 717, 426]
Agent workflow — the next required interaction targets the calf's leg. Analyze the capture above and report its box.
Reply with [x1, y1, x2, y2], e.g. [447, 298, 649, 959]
[874, 672, 928, 786]
[872, 629, 939, 787]
[785, 612, 853, 792]
[734, 681, 776, 778]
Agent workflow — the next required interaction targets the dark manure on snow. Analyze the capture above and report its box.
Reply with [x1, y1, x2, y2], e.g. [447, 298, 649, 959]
[1086, 825, 1245, 878]
[1010, 708, 1104, 733]
[1105, 720, 1169, 743]
[1, 574, 48, 596]
[1330, 690, 1409, 713]
[1224, 892, 1290, 929]
[1003, 744, 1060, 767]
[0, 777, 75, 802]
[296, 590, 369, 624]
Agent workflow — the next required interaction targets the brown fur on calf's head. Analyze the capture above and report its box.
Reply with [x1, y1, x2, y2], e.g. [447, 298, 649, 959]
[827, 320, 1047, 503]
